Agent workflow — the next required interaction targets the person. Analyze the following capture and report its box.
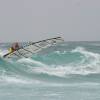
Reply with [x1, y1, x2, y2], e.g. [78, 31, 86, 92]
[13, 42, 19, 50]
[3, 43, 19, 58]
[9, 42, 19, 53]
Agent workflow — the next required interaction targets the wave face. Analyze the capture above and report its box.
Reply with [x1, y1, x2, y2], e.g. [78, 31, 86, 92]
[0, 42, 100, 84]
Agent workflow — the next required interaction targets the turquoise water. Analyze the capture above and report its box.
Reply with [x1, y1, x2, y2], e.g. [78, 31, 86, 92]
[0, 42, 100, 100]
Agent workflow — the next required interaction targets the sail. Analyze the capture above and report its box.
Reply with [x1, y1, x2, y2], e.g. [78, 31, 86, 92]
[3, 37, 64, 59]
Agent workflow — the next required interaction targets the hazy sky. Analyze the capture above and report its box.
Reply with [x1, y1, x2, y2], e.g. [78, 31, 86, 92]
[0, 0, 100, 42]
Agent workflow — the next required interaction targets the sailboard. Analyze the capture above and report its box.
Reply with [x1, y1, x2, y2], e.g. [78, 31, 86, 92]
[3, 37, 64, 59]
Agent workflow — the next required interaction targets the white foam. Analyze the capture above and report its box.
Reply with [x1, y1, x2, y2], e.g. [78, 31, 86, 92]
[54, 50, 67, 54]
[0, 49, 9, 57]
[0, 74, 44, 85]
[32, 66, 67, 77]
[15, 47, 100, 77]
[17, 58, 67, 77]
[0, 76, 29, 84]
[30, 47, 100, 76]
[31, 64, 99, 77]
[17, 58, 47, 67]
[71, 47, 100, 59]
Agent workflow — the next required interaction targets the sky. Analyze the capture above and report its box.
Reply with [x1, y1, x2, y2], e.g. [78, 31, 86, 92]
[0, 0, 100, 42]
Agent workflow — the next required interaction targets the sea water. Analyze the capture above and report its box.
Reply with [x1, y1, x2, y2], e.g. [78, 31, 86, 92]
[0, 42, 100, 100]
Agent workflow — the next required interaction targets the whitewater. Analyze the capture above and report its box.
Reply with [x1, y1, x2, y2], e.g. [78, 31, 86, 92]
[0, 41, 100, 100]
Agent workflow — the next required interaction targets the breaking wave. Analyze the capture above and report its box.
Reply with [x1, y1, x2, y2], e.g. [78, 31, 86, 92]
[0, 43, 100, 84]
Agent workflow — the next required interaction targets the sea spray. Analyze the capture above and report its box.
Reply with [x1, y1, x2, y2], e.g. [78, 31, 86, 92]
[0, 42, 100, 100]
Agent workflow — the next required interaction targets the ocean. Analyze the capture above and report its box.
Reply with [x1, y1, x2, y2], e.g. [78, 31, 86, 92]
[0, 41, 100, 100]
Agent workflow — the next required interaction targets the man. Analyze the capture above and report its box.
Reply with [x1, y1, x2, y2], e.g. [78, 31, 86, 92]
[9, 42, 19, 53]
[3, 42, 19, 58]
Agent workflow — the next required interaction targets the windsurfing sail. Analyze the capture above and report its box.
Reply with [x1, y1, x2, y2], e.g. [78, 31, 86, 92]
[2, 37, 64, 59]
